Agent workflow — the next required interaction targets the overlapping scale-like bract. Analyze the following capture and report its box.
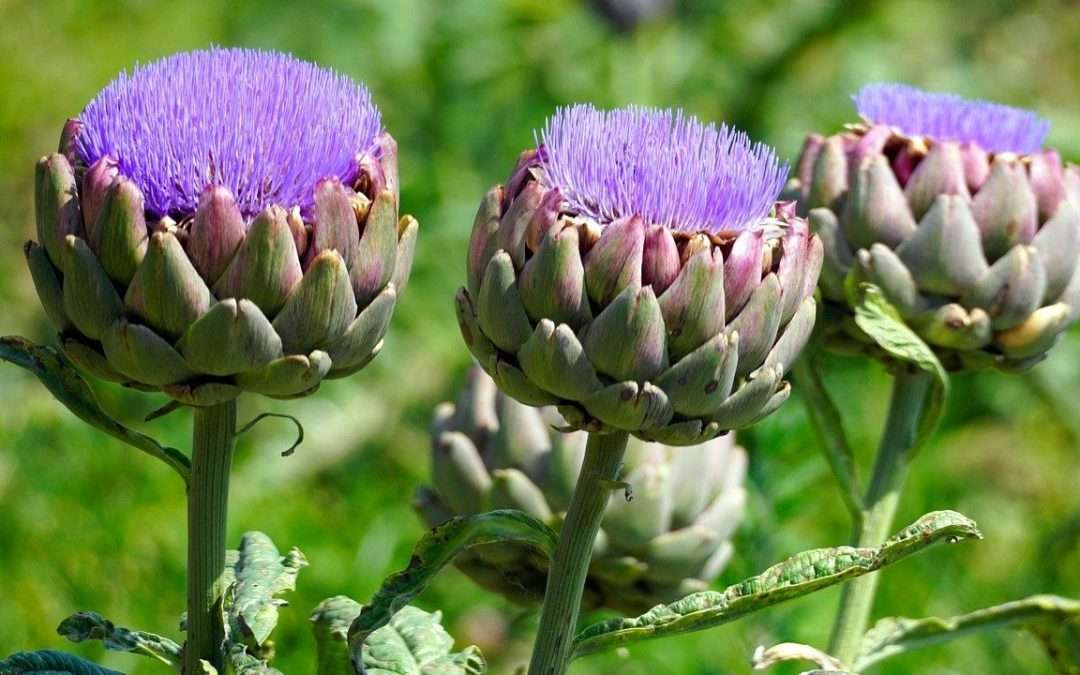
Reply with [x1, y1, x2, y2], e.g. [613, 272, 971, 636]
[26, 50, 417, 404]
[457, 106, 822, 444]
[417, 367, 747, 614]
[786, 84, 1080, 371]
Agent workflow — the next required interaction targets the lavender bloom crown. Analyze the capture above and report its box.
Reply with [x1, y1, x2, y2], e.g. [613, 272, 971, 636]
[852, 83, 1049, 154]
[536, 104, 788, 234]
[76, 47, 382, 218]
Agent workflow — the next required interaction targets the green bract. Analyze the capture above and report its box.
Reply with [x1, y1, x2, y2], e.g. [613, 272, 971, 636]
[786, 124, 1080, 371]
[27, 129, 416, 404]
[456, 150, 823, 445]
[417, 367, 747, 614]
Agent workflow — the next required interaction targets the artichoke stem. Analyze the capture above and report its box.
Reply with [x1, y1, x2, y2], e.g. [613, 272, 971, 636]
[184, 400, 237, 673]
[528, 430, 629, 675]
[828, 368, 934, 667]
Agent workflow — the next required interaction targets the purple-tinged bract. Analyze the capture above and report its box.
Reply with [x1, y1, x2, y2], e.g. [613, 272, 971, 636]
[852, 83, 1049, 154]
[537, 104, 789, 234]
[76, 48, 382, 218]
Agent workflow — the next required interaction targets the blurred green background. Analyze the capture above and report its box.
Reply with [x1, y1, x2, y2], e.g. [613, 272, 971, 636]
[1, 0, 1079, 673]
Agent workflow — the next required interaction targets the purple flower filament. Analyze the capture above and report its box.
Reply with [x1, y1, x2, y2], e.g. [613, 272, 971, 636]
[537, 105, 788, 234]
[853, 83, 1049, 154]
[76, 48, 382, 219]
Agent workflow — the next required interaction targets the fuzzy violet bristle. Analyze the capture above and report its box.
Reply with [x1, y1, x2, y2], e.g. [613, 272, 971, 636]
[75, 47, 382, 218]
[536, 104, 789, 234]
[852, 83, 1049, 154]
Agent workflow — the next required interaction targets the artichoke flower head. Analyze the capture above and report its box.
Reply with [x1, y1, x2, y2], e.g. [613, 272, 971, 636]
[28, 48, 418, 404]
[787, 83, 1080, 371]
[458, 104, 824, 445]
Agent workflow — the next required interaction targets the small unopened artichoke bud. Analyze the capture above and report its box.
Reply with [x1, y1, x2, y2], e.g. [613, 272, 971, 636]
[418, 367, 747, 614]
[789, 83, 1079, 371]
[457, 105, 822, 445]
[26, 48, 418, 404]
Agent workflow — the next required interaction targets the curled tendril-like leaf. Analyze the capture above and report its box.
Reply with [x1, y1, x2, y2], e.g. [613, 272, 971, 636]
[347, 510, 557, 652]
[571, 510, 980, 659]
[236, 412, 305, 457]
[0, 335, 191, 483]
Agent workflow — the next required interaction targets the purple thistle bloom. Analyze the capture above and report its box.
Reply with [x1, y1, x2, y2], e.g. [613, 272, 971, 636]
[76, 47, 382, 219]
[536, 104, 788, 234]
[853, 83, 1049, 154]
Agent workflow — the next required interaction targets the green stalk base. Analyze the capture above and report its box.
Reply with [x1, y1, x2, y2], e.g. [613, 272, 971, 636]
[828, 368, 933, 667]
[184, 401, 237, 673]
[527, 430, 628, 675]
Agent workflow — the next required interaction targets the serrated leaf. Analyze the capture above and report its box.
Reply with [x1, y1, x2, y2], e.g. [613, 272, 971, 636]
[57, 611, 181, 671]
[348, 510, 556, 652]
[856, 594, 1080, 672]
[851, 284, 948, 449]
[571, 510, 980, 659]
[358, 606, 486, 675]
[227, 532, 308, 646]
[0, 335, 190, 483]
[0, 649, 124, 674]
[311, 596, 363, 675]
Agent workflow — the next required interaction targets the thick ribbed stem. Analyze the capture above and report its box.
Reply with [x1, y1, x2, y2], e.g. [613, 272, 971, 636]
[828, 369, 933, 667]
[528, 430, 629, 675]
[184, 401, 237, 673]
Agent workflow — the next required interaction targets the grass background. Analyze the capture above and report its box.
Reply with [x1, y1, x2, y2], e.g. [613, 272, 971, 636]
[1, 1, 1079, 673]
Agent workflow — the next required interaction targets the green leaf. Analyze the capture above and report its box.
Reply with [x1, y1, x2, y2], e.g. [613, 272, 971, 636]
[359, 605, 485, 675]
[311, 596, 363, 675]
[856, 594, 1080, 672]
[851, 284, 948, 450]
[347, 510, 557, 651]
[56, 611, 181, 671]
[227, 532, 308, 646]
[0, 335, 191, 484]
[571, 510, 980, 659]
[0, 649, 124, 674]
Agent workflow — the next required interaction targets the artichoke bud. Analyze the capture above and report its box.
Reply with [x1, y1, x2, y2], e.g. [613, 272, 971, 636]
[800, 83, 1078, 371]
[25, 48, 416, 401]
[420, 366, 748, 614]
[458, 105, 820, 442]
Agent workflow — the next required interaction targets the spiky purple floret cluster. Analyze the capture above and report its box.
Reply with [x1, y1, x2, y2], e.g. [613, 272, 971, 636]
[536, 105, 788, 234]
[76, 48, 382, 218]
[853, 83, 1049, 154]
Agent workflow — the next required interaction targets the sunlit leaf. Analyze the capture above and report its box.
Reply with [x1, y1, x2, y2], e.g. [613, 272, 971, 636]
[227, 531, 308, 646]
[572, 511, 980, 659]
[311, 596, 363, 675]
[358, 605, 485, 675]
[752, 642, 845, 672]
[57, 611, 181, 671]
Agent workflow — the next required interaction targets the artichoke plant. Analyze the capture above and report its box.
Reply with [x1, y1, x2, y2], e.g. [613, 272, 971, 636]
[456, 105, 823, 446]
[785, 83, 1080, 371]
[418, 366, 747, 614]
[26, 48, 417, 405]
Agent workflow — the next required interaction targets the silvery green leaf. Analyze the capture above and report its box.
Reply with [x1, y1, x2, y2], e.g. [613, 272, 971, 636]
[571, 510, 980, 659]
[0, 335, 191, 483]
[227, 532, 308, 646]
[57, 611, 182, 671]
[0, 650, 124, 674]
[358, 605, 485, 675]
[850, 284, 948, 449]
[751, 643, 845, 672]
[855, 594, 1080, 672]
[348, 510, 556, 651]
[311, 596, 363, 675]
